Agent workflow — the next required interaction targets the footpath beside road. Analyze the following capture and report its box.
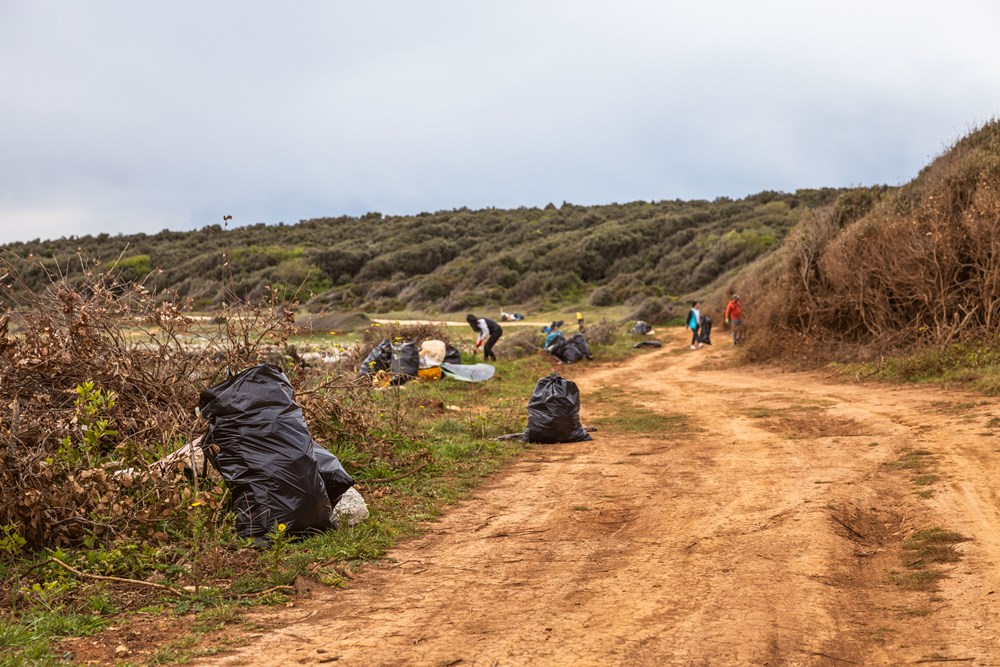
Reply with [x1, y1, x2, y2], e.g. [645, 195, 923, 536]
[198, 328, 1000, 666]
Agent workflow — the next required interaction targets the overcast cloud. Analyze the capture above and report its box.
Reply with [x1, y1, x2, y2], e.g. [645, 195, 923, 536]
[0, 1, 997, 244]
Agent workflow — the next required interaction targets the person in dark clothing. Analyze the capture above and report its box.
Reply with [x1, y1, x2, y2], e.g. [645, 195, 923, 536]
[466, 313, 503, 362]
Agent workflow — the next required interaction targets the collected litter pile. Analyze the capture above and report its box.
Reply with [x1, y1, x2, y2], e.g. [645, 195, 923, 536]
[541, 321, 593, 364]
[358, 338, 493, 384]
[500, 373, 594, 443]
[629, 319, 662, 348]
[547, 333, 593, 364]
[198, 363, 361, 542]
[631, 320, 654, 335]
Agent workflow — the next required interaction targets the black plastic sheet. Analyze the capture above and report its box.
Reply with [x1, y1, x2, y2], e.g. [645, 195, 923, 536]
[524, 373, 592, 444]
[198, 364, 335, 539]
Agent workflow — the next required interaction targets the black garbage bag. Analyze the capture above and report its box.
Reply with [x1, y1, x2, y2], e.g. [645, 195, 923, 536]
[358, 339, 392, 377]
[632, 320, 652, 335]
[568, 333, 593, 361]
[524, 373, 592, 444]
[547, 336, 570, 362]
[198, 364, 334, 539]
[444, 344, 462, 365]
[391, 341, 420, 384]
[313, 443, 355, 509]
[699, 315, 713, 345]
[549, 333, 592, 364]
[633, 340, 663, 349]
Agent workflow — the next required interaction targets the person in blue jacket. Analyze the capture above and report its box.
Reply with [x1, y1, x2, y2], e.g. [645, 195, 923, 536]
[466, 313, 503, 361]
[687, 301, 702, 350]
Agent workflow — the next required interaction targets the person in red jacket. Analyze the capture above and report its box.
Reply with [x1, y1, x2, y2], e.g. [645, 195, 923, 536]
[725, 294, 743, 345]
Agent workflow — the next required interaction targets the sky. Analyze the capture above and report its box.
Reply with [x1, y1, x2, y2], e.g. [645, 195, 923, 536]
[1, 1, 998, 245]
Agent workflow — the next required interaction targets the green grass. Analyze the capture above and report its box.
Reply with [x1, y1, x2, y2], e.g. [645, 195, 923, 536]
[0, 610, 108, 667]
[902, 528, 969, 565]
[891, 449, 934, 470]
[4, 326, 641, 663]
[848, 340, 1000, 396]
[888, 568, 945, 591]
[888, 527, 969, 593]
[588, 387, 690, 435]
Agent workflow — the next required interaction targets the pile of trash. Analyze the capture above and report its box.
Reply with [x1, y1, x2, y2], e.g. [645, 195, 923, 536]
[541, 321, 593, 364]
[357, 338, 494, 384]
[631, 320, 654, 335]
[197, 363, 365, 542]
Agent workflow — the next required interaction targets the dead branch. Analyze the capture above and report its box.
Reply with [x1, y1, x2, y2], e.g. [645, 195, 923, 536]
[49, 556, 188, 597]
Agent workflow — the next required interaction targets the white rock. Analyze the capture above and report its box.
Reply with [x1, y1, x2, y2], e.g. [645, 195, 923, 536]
[332, 487, 369, 527]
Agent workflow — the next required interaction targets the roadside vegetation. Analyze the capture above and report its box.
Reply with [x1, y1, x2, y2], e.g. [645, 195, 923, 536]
[730, 120, 1000, 374]
[0, 260, 642, 666]
[5, 119, 1000, 664]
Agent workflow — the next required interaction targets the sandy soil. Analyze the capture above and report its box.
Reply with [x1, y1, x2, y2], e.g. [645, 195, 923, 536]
[179, 328, 1000, 665]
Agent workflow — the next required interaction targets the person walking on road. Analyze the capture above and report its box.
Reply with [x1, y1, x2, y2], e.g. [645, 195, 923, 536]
[466, 313, 503, 362]
[725, 294, 743, 345]
[687, 301, 702, 350]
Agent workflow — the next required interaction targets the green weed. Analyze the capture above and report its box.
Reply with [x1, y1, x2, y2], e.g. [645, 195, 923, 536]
[891, 449, 934, 470]
[888, 568, 945, 591]
[903, 528, 969, 565]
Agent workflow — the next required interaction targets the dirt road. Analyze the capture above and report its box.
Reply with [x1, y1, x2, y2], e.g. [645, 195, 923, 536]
[198, 329, 1000, 666]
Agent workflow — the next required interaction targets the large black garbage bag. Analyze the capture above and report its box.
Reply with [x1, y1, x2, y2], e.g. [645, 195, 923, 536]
[313, 443, 355, 509]
[549, 334, 593, 364]
[391, 341, 420, 384]
[547, 336, 571, 362]
[568, 333, 592, 361]
[198, 364, 334, 539]
[443, 344, 462, 365]
[524, 373, 592, 444]
[699, 315, 713, 345]
[358, 339, 392, 377]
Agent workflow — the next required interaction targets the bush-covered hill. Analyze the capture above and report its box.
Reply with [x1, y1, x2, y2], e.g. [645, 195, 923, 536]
[734, 119, 1000, 362]
[2, 189, 855, 317]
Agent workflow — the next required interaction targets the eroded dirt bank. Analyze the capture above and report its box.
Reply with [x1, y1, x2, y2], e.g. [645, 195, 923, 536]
[194, 329, 1000, 666]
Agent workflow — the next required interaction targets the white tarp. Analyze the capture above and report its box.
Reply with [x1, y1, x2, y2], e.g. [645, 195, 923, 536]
[440, 362, 495, 382]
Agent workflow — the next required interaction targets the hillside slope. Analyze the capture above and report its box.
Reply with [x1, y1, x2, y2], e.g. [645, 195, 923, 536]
[2, 189, 851, 316]
[734, 120, 1000, 361]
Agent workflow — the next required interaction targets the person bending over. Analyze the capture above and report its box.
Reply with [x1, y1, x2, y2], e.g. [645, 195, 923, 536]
[466, 313, 503, 362]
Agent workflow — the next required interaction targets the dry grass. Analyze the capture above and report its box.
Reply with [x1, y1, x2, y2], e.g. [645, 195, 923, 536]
[730, 120, 1000, 366]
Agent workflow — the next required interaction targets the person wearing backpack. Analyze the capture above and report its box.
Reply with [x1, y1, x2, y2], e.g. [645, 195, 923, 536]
[466, 313, 503, 362]
[687, 301, 702, 350]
